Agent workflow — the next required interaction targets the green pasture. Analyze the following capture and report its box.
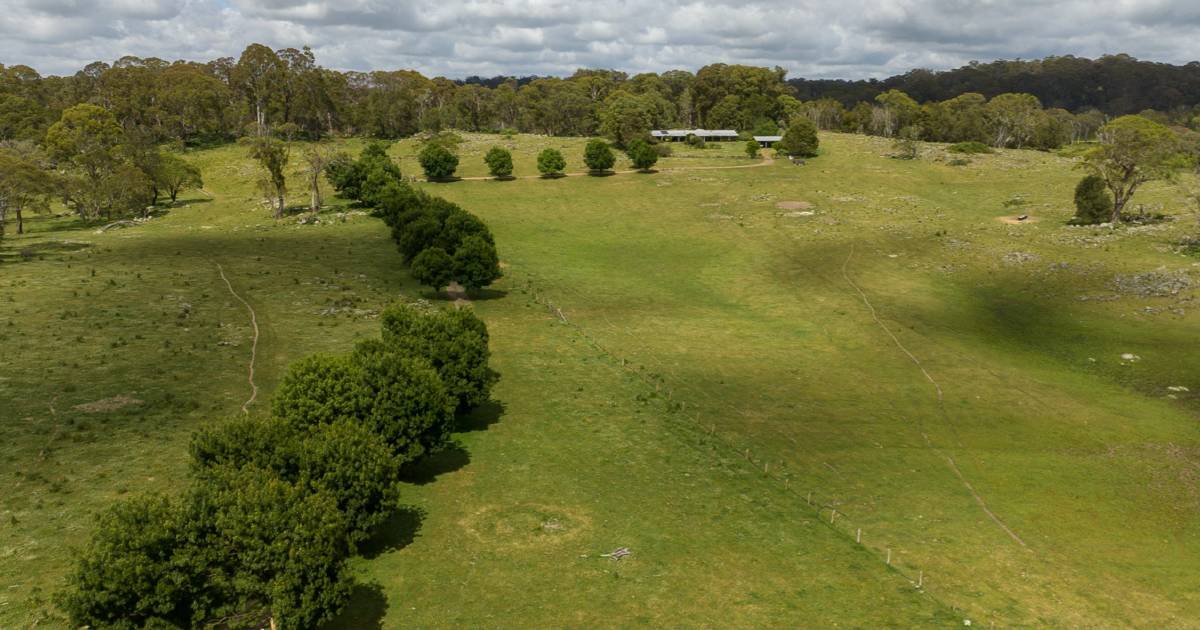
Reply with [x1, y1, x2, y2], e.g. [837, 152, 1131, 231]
[1, 131, 1198, 627]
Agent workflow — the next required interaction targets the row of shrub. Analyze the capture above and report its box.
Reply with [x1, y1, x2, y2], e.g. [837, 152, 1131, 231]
[327, 142, 503, 293]
[58, 301, 498, 628]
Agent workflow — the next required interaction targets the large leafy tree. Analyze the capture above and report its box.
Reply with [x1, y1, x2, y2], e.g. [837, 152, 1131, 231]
[599, 91, 655, 147]
[1082, 115, 1185, 221]
[418, 142, 459, 180]
[483, 146, 513, 178]
[0, 145, 53, 237]
[536, 148, 566, 177]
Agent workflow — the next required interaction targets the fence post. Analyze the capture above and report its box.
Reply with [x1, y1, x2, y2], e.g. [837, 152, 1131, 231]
[886, 549, 891, 565]
[856, 528, 861, 543]
[917, 571, 923, 588]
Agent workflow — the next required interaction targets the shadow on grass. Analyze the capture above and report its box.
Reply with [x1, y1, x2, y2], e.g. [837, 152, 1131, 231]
[401, 441, 470, 486]
[539, 173, 567, 179]
[428, 176, 463, 183]
[457, 399, 505, 433]
[587, 170, 616, 177]
[318, 581, 389, 630]
[359, 506, 425, 560]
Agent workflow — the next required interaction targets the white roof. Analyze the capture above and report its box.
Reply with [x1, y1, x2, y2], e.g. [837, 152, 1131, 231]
[753, 135, 783, 141]
[651, 129, 739, 138]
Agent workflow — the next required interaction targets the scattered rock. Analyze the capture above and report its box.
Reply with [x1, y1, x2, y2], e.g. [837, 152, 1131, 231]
[1120, 353, 1141, 363]
[1168, 386, 1190, 392]
[1111, 269, 1192, 297]
[73, 395, 143, 413]
[1002, 251, 1039, 265]
[775, 200, 813, 211]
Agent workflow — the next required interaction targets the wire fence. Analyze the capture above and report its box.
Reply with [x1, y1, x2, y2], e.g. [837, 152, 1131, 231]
[518, 274, 949, 608]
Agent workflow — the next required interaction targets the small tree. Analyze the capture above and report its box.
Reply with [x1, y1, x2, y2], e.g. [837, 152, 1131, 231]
[892, 126, 920, 159]
[536, 148, 566, 177]
[418, 142, 459, 180]
[157, 153, 203, 204]
[745, 139, 760, 158]
[686, 133, 705, 148]
[1072, 175, 1114, 224]
[625, 138, 658, 171]
[248, 136, 289, 217]
[452, 235, 503, 291]
[779, 118, 819, 157]
[583, 138, 615, 173]
[483, 146, 514, 179]
[411, 246, 455, 290]
[303, 144, 331, 212]
[1082, 115, 1184, 222]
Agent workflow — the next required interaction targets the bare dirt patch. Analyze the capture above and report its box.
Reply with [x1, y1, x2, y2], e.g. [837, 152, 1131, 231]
[996, 214, 1040, 224]
[73, 395, 143, 413]
[776, 200, 814, 211]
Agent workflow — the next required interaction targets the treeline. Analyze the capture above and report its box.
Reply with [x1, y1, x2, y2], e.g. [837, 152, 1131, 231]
[13, 45, 1200, 153]
[790, 55, 1200, 119]
[58, 184, 501, 627]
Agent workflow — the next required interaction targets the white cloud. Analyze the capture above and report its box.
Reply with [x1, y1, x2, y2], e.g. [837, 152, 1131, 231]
[0, 0, 1198, 79]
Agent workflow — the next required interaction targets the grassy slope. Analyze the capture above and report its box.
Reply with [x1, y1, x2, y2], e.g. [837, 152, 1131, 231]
[0, 138, 952, 626]
[425, 133, 1200, 627]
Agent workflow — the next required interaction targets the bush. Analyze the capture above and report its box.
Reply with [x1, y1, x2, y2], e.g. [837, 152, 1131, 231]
[190, 416, 401, 548]
[1073, 175, 1114, 224]
[326, 142, 400, 204]
[272, 354, 362, 427]
[418, 143, 459, 180]
[411, 246, 455, 289]
[653, 142, 673, 158]
[745, 139, 760, 158]
[57, 494, 198, 628]
[379, 302, 497, 411]
[453, 234, 503, 290]
[583, 139, 615, 172]
[947, 141, 994, 154]
[625, 138, 658, 171]
[536, 148, 566, 176]
[779, 118, 819, 157]
[183, 466, 353, 629]
[271, 348, 454, 462]
[685, 134, 705, 148]
[349, 340, 456, 457]
[483, 146, 513, 178]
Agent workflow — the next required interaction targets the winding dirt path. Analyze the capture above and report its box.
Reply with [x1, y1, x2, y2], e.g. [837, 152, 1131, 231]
[840, 245, 1028, 549]
[448, 154, 776, 182]
[216, 262, 260, 415]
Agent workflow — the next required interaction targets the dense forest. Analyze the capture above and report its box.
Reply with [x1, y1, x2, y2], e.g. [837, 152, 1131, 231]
[789, 55, 1200, 117]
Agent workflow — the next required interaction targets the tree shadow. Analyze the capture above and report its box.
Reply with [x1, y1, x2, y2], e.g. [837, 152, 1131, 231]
[166, 198, 213, 208]
[318, 581, 389, 630]
[428, 176, 463, 183]
[539, 173, 567, 179]
[587, 170, 617, 177]
[400, 441, 471, 486]
[491, 175, 517, 182]
[358, 506, 425, 559]
[636, 168, 660, 174]
[456, 399, 505, 433]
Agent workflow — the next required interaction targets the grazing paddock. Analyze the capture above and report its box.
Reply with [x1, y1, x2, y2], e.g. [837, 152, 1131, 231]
[2, 132, 1198, 627]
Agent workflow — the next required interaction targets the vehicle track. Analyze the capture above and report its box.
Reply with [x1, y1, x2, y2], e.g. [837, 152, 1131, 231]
[216, 262, 260, 415]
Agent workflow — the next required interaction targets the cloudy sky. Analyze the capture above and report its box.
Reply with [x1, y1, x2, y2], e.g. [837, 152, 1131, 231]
[1, 0, 1199, 79]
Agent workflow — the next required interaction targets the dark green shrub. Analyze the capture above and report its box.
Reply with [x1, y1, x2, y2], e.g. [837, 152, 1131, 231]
[350, 339, 456, 457]
[379, 302, 497, 411]
[57, 494, 198, 628]
[418, 143, 459, 180]
[452, 235, 503, 291]
[779, 118, 819, 157]
[745, 140, 760, 158]
[411, 247, 454, 289]
[625, 138, 658, 171]
[271, 354, 362, 427]
[537, 148, 567, 176]
[685, 134, 705, 148]
[583, 139, 615, 172]
[483, 146, 514, 178]
[1073, 175, 1114, 224]
[190, 416, 401, 548]
[947, 141, 994, 154]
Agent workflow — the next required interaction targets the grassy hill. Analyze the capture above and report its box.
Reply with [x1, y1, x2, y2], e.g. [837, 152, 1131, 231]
[2, 132, 1197, 627]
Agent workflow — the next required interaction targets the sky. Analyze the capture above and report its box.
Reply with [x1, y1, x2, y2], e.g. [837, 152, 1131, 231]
[1, 0, 1199, 79]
